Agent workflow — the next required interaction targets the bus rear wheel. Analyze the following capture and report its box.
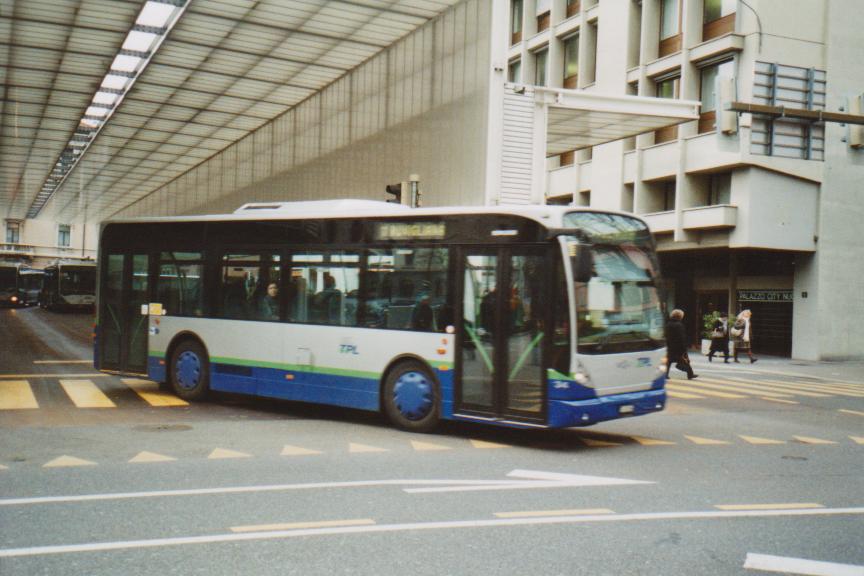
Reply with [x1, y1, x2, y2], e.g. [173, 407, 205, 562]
[170, 340, 210, 401]
[383, 360, 439, 432]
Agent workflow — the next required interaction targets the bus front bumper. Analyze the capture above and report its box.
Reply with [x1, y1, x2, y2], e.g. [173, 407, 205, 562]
[548, 388, 666, 428]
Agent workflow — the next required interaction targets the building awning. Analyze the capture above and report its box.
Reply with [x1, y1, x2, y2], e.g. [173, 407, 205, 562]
[532, 88, 701, 154]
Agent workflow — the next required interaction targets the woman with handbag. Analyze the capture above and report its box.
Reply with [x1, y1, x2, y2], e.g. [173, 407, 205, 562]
[707, 312, 730, 363]
[731, 309, 758, 363]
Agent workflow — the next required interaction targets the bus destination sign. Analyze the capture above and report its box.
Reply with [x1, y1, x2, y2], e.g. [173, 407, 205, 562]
[376, 222, 445, 241]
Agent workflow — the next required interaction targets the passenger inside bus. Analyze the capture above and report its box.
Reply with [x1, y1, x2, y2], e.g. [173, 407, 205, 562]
[256, 282, 279, 320]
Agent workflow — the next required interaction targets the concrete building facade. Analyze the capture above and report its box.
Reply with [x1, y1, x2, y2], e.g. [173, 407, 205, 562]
[4, 0, 861, 360]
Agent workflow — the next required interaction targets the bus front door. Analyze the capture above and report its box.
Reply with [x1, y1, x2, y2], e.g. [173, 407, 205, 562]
[100, 253, 150, 374]
[457, 247, 546, 423]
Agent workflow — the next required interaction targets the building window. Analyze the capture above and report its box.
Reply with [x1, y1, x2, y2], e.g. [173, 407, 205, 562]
[534, 48, 548, 87]
[707, 173, 732, 205]
[578, 190, 591, 207]
[508, 59, 521, 83]
[699, 59, 735, 133]
[654, 76, 680, 143]
[659, 0, 681, 57]
[662, 181, 676, 211]
[703, 0, 736, 40]
[536, 0, 551, 31]
[566, 0, 581, 18]
[58, 224, 71, 247]
[563, 35, 579, 89]
[5, 222, 20, 244]
[511, 0, 523, 45]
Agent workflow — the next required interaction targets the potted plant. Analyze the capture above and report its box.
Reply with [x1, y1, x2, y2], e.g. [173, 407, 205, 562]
[701, 311, 721, 355]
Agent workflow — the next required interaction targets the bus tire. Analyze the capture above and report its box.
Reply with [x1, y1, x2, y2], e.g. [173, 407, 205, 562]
[383, 360, 439, 432]
[169, 339, 210, 401]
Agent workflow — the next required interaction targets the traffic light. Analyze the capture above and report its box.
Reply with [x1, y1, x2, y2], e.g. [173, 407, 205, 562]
[385, 183, 402, 204]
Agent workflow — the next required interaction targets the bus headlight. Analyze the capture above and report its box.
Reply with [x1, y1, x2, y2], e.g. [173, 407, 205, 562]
[10, 296, 18, 303]
[574, 361, 592, 387]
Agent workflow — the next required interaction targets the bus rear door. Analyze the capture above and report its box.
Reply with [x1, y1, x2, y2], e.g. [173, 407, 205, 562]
[100, 253, 150, 374]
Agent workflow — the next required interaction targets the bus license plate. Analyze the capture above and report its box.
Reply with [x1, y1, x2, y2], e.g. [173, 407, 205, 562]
[619, 405, 634, 414]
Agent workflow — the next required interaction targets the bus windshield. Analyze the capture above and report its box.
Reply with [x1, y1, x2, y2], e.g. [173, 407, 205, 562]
[60, 267, 96, 296]
[0, 268, 16, 294]
[563, 212, 665, 354]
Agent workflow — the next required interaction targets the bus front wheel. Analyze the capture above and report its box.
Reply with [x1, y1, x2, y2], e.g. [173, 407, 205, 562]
[383, 360, 439, 432]
[170, 340, 210, 401]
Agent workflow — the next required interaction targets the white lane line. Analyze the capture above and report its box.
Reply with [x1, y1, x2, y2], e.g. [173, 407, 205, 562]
[744, 553, 864, 575]
[1, 507, 863, 558]
[231, 519, 375, 533]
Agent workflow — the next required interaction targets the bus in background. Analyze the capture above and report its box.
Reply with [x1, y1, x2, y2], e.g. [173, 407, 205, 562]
[0, 263, 43, 307]
[95, 200, 667, 432]
[41, 262, 97, 311]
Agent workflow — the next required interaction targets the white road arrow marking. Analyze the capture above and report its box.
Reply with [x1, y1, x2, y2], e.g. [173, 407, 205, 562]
[744, 553, 864, 575]
[403, 469, 653, 493]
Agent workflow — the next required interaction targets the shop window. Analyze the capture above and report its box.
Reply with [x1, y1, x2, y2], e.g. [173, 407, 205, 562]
[699, 59, 735, 133]
[703, 0, 736, 41]
[659, 0, 681, 57]
[511, 0, 523, 45]
[563, 34, 579, 89]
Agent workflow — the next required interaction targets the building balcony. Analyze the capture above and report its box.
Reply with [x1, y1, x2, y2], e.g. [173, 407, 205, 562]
[682, 204, 737, 230]
[0, 243, 35, 256]
[640, 210, 676, 234]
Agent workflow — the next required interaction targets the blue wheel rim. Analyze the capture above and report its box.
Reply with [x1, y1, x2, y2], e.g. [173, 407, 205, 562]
[175, 350, 201, 391]
[393, 370, 433, 421]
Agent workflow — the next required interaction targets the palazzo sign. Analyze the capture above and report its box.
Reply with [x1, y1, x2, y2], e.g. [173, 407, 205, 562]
[738, 289, 793, 303]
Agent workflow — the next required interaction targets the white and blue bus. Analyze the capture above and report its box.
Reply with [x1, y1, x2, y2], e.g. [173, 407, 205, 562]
[95, 200, 667, 431]
[41, 262, 97, 311]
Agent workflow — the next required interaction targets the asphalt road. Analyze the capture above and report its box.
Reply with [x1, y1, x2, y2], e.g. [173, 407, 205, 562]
[1, 307, 863, 575]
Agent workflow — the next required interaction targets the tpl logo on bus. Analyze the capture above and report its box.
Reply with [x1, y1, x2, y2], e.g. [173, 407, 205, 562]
[339, 343, 359, 355]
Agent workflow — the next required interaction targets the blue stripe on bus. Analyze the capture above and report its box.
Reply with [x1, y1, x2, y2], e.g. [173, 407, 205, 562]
[548, 387, 666, 428]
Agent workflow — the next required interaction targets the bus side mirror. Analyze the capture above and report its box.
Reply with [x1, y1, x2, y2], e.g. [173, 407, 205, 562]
[571, 244, 595, 283]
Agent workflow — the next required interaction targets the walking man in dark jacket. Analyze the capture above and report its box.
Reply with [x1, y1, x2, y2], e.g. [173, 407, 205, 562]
[665, 309, 698, 380]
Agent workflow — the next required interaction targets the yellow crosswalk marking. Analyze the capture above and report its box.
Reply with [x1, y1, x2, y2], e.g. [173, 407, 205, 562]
[666, 384, 746, 399]
[43, 455, 96, 468]
[281, 445, 322, 456]
[122, 378, 189, 406]
[0, 464, 7, 470]
[470, 439, 511, 449]
[723, 377, 831, 398]
[685, 435, 731, 445]
[693, 377, 795, 398]
[231, 519, 375, 533]
[0, 380, 38, 409]
[739, 435, 786, 445]
[208, 448, 252, 459]
[0, 373, 108, 379]
[581, 438, 623, 447]
[129, 451, 176, 463]
[348, 443, 389, 453]
[840, 409, 864, 417]
[850, 436, 864, 445]
[793, 436, 837, 445]
[759, 397, 799, 404]
[495, 509, 615, 518]
[630, 436, 676, 446]
[759, 379, 864, 397]
[410, 440, 452, 451]
[60, 379, 115, 408]
[666, 390, 705, 399]
[715, 503, 823, 511]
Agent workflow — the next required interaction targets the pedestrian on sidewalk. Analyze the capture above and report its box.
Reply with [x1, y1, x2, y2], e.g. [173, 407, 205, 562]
[665, 309, 698, 380]
[707, 312, 730, 363]
[731, 309, 758, 364]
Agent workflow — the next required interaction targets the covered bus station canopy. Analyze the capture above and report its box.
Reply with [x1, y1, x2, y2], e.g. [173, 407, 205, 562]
[1, 0, 699, 226]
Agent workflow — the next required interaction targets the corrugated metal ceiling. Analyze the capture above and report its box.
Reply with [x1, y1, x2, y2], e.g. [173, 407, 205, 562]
[0, 0, 460, 223]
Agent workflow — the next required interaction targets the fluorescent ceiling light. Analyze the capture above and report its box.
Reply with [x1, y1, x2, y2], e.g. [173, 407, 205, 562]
[80, 118, 101, 129]
[137, 1, 175, 27]
[123, 30, 158, 52]
[101, 74, 128, 90]
[92, 91, 120, 105]
[112, 54, 142, 72]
